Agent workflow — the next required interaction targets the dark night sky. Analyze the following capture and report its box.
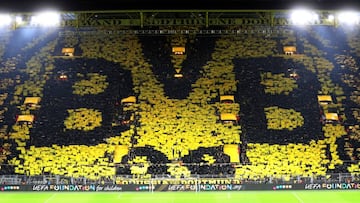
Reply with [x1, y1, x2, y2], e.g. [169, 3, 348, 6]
[0, 0, 360, 12]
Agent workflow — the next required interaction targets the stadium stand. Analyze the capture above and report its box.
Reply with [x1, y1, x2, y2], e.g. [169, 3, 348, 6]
[0, 10, 359, 185]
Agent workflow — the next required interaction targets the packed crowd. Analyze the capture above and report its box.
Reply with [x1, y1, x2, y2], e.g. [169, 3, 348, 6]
[0, 25, 359, 181]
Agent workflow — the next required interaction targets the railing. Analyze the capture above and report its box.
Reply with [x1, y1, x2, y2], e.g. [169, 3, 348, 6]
[0, 173, 359, 186]
[1, 160, 359, 185]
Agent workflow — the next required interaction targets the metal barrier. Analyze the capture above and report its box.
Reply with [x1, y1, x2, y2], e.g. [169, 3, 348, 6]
[0, 172, 359, 185]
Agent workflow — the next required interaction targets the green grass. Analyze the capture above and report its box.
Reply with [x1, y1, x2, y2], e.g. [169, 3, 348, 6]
[1, 191, 360, 203]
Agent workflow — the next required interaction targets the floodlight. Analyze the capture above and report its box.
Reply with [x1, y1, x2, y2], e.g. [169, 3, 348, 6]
[31, 11, 61, 26]
[0, 14, 12, 27]
[15, 16, 23, 24]
[290, 9, 319, 25]
[338, 11, 360, 25]
[328, 15, 335, 21]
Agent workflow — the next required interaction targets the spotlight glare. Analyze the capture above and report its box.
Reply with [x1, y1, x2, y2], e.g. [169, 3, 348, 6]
[338, 11, 360, 25]
[0, 14, 12, 27]
[290, 9, 318, 25]
[15, 16, 23, 24]
[328, 15, 335, 21]
[31, 11, 61, 26]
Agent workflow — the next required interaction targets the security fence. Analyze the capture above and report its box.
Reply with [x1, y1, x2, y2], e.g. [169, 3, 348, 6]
[0, 172, 359, 186]
[1, 161, 359, 186]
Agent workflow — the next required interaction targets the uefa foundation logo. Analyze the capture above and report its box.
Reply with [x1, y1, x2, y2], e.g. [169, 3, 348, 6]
[273, 184, 293, 190]
[1, 186, 20, 191]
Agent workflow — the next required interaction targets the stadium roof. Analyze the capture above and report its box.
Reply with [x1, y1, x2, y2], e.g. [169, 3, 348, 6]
[1, 0, 360, 12]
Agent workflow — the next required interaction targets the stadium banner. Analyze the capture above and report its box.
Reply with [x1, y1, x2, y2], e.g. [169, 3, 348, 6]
[199, 184, 244, 191]
[304, 183, 360, 190]
[150, 183, 360, 191]
[1, 182, 359, 192]
[154, 184, 298, 191]
[0, 184, 151, 192]
[155, 184, 197, 191]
